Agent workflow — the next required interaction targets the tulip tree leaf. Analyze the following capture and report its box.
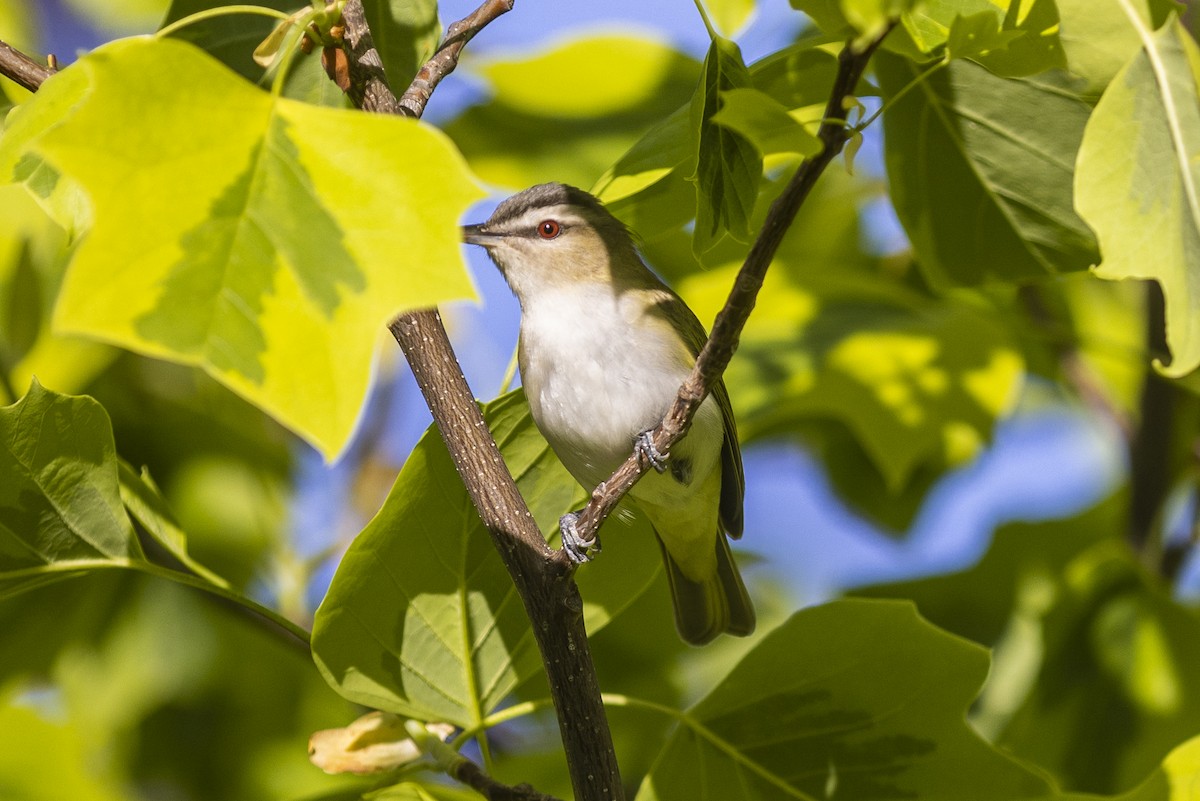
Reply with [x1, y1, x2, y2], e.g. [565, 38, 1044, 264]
[312, 391, 661, 726]
[635, 599, 1053, 801]
[681, 262, 1023, 492]
[711, 87, 821, 158]
[690, 33, 762, 255]
[0, 380, 141, 597]
[879, 53, 1098, 287]
[1075, 16, 1200, 378]
[1, 37, 482, 459]
[1055, 0, 1177, 95]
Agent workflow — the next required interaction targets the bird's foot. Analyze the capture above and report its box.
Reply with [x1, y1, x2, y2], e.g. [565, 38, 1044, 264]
[635, 429, 669, 473]
[559, 512, 601, 564]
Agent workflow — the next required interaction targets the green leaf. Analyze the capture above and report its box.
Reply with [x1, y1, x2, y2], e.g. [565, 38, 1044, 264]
[117, 459, 229, 588]
[445, 35, 700, 191]
[683, 264, 1023, 490]
[1119, 734, 1200, 801]
[711, 87, 822, 158]
[0, 380, 142, 595]
[635, 599, 1053, 801]
[801, 0, 1064, 74]
[3, 37, 482, 459]
[361, 0, 440, 89]
[945, 10, 1025, 62]
[996, 541, 1200, 794]
[690, 34, 762, 255]
[791, 0, 917, 49]
[1074, 16, 1200, 379]
[0, 63, 92, 235]
[594, 44, 837, 245]
[312, 391, 660, 726]
[702, 0, 757, 37]
[0, 683, 126, 801]
[1056, 0, 1178, 95]
[879, 53, 1099, 287]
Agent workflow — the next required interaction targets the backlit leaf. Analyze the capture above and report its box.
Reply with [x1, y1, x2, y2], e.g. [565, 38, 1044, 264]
[879, 53, 1098, 287]
[1075, 16, 1200, 378]
[636, 599, 1053, 801]
[711, 87, 821, 158]
[312, 391, 660, 725]
[1, 37, 483, 459]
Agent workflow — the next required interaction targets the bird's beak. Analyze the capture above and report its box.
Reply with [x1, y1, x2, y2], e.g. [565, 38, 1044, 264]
[461, 223, 499, 246]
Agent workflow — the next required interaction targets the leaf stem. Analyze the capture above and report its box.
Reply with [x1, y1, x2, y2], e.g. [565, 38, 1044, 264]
[693, 0, 719, 41]
[155, 5, 294, 39]
[855, 58, 948, 132]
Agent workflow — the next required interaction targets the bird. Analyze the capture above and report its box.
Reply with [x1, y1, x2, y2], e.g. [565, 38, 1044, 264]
[461, 182, 755, 645]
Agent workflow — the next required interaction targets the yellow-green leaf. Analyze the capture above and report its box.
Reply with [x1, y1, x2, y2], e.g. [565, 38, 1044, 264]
[3, 37, 482, 459]
[690, 34, 762, 255]
[1075, 16, 1200, 378]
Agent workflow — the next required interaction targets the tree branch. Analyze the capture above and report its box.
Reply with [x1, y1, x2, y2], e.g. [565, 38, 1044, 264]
[0, 39, 55, 93]
[338, 3, 624, 800]
[568, 29, 896, 544]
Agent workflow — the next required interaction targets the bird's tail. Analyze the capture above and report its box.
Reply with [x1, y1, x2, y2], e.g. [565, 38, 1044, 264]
[658, 533, 756, 645]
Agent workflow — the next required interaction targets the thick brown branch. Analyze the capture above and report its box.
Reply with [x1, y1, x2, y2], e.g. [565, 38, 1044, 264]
[340, 3, 623, 799]
[570, 27, 896, 542]
[0, 39, 55, 92]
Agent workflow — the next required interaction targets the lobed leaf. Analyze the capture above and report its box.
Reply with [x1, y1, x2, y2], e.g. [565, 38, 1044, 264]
[312, 391, 660, 727]
[711, 87, 822, 158]
[1074, 16, 1200, 378]
[636, 599, 1053, 801]
[0, 37, 483, 459]
[1056, 0, 1178, 95]
[879, 53, 1098, 287]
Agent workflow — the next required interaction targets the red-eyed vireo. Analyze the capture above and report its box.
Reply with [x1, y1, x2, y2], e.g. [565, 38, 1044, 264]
[462, 183, 755, 645]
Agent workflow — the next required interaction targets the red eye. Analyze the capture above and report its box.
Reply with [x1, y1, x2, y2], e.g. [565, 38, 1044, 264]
[537, 220, 561, 239]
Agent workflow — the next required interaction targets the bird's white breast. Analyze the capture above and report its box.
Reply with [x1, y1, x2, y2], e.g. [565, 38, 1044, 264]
[517, 284, 691, 487]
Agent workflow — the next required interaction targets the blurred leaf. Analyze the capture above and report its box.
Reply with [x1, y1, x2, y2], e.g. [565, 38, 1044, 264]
[711, 87, 822, 157]
[312, 391, 661, 727]
[791, 0, 917, 49]
[690, 33, 762, 255]
[361, 0, 440, 87]
[636, 599, 1053, 800]
[1116, 734, 1200, 801]
[879, 54, 1098, 287]
[63, 0, 168, 35]
[682, 265, 1023, 491]
[2, 37, 481, 459]
[997, 541, 1200, 794]
[0, 380, 142, 597]
[448, 35, 699, 190]
[701, 0, 757, 37]
[1057, 0, 1178, 95]
[0, 684, 126, 801]
[1075, 16, 1200, 379]
[367, 781, 481, 800]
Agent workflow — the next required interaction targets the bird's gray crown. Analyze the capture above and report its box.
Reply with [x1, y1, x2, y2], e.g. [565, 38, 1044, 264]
[486, 182, 610, 228]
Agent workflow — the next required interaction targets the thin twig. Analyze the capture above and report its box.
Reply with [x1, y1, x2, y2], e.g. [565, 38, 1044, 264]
[0, 39, 55, 92]
[569, 27, 897, 543]
[338, 3, 624, 800]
